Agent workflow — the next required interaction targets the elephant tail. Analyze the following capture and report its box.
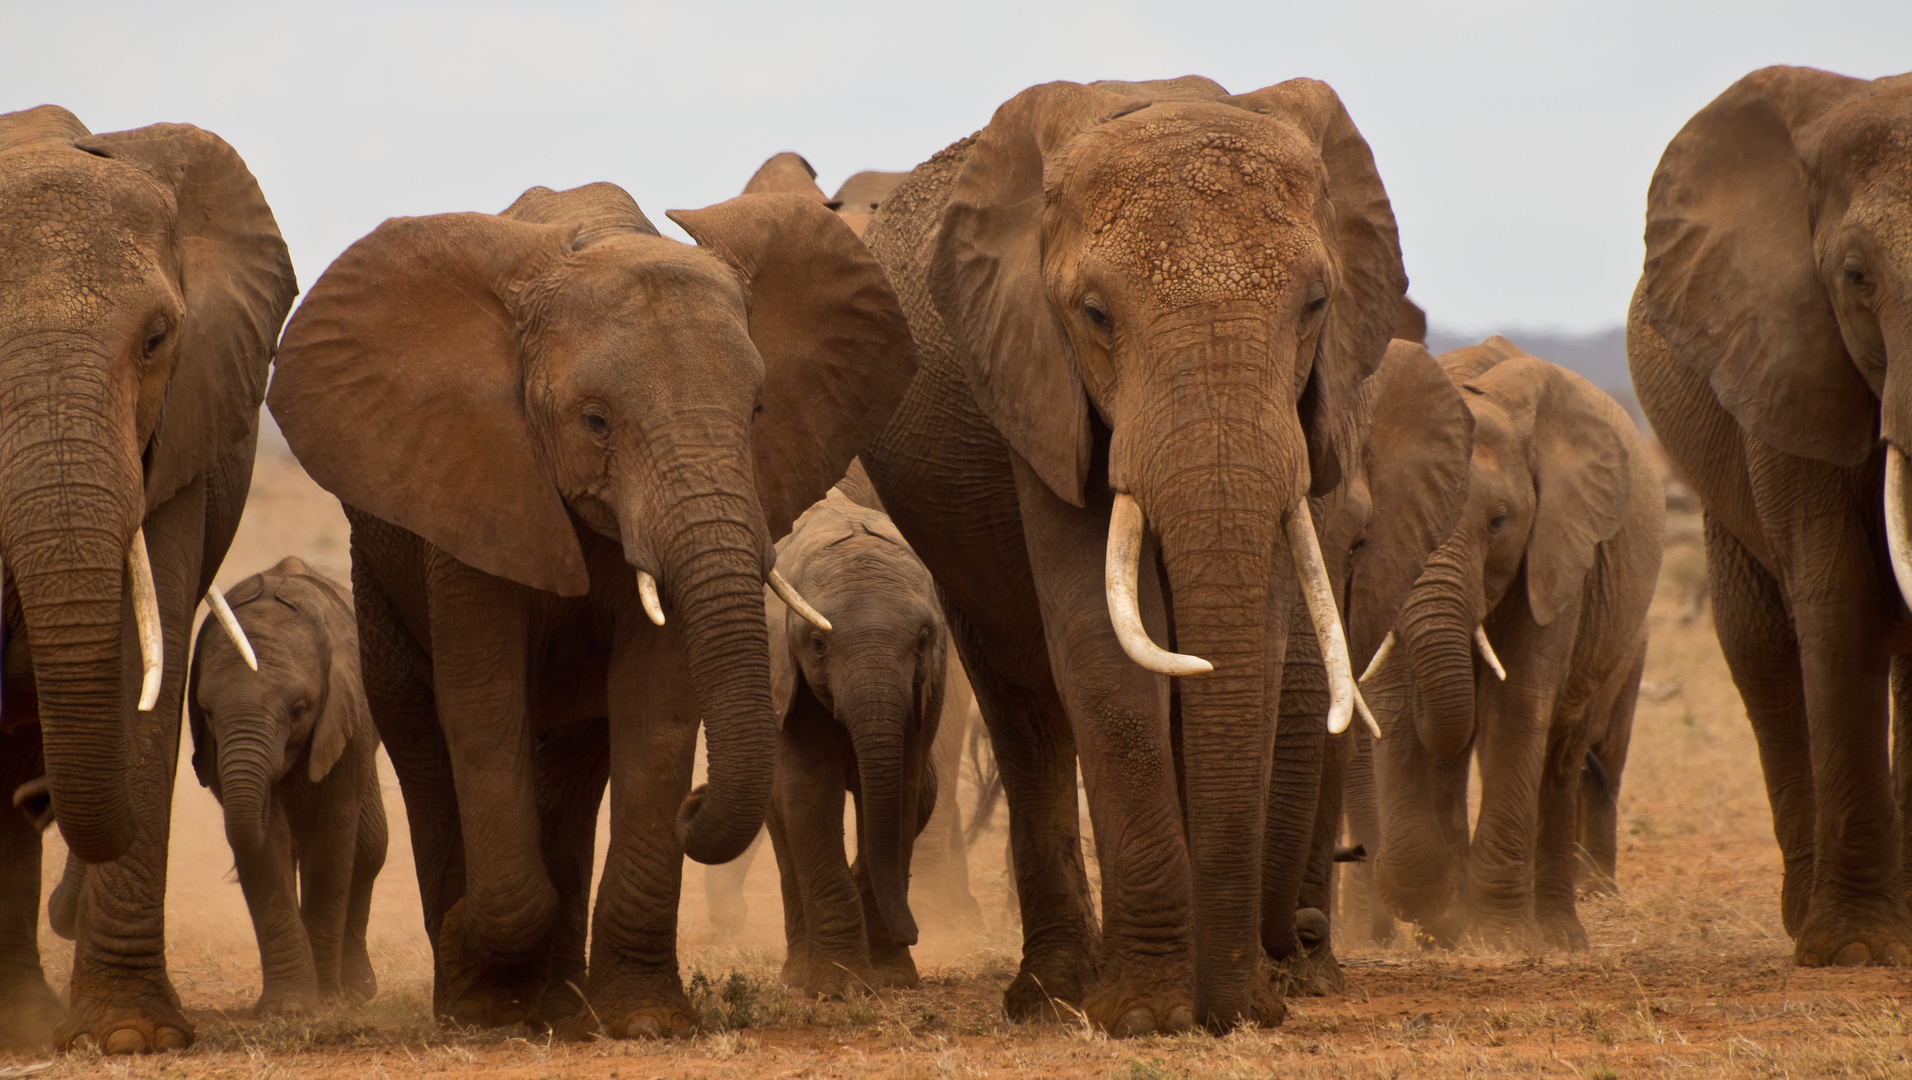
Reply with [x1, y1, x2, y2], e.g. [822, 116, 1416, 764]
[1581, 750, 1613, 807]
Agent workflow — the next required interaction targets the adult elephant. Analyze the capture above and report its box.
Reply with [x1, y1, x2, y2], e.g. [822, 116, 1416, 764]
[1374, 337, 1661, 949]
[0, 106, 295, 1052]
[269, 183, 916, 1037]
[1629, 66, 1912, 966]
[858, 76, 1405, 1033]
[1266, 338, 1475, 991]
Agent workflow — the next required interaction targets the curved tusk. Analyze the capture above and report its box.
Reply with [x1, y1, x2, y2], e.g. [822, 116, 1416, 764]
[128, 527, 163, 712]
[1288, 498, 1356, 735]
[1887, 444, 1912, 611]
[1105, 493, 1213, 677]
[1474, 625, 1507, 681]
[637, 571, 666, 627]
[769, 568, 832, 632]
[1352, 681, 1382, 739]
[204, 586, 259, 672]
[1359, 630, 1396, 685]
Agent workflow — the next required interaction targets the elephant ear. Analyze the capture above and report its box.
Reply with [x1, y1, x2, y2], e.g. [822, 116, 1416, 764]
[929, 82, 1149, 506]
[0, 104, 91, 152]
[309, 627, 370, 783]
[269, 212, 593, 595]
[1436, 335, 1524, 385]
[1638, 65, 1874, 466]
[75, 123, 299, 513]
[742, 153, 830, 202]
[503, 182, 660, 243]
[1347, 340, 1474, 661]
[1468, 355, 1632, 626]
[667, 193, 920, 540]
[1229, 79, 1407, 496]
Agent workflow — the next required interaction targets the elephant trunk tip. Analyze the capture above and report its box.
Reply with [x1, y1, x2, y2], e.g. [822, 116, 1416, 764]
[676, 783, 765, 865]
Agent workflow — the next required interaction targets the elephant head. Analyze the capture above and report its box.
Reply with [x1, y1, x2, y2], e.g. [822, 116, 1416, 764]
[768, 488, 946, 945]
[268, 184, 916, 865]
[0, 106, 297, 862]
[1395, 339, 1632, 756]
[188, 558, 367, 855]
[1635, 68, 1912, 588]
[931, 75, 1403, 1021]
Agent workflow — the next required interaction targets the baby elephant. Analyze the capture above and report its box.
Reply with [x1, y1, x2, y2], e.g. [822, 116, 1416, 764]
[766, 488, 946, 997]
[189, 557, 388, 1015]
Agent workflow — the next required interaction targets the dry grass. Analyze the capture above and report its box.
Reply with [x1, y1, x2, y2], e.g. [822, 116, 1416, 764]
[7, 470, 1912, 1078]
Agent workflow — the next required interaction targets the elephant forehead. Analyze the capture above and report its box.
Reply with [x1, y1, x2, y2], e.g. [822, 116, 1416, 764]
[0, 156, 174, 324]
[1054, 114, 1322, 309]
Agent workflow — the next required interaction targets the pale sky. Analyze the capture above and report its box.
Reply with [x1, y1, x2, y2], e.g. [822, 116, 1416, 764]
[5, 1, 1908, 335]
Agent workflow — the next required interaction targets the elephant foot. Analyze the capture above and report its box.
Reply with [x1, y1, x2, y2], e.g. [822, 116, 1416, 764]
[1002, 956, 1088, 1022]
[529, 979, 589, 1040]
[582, 984, 696, 1039]
[1793, 905, 1912, 967]
[1539, 911, 1590, 952]
[341, 946, 378, 1004]
[1467, 913, 1543, 952]
[1081, 984, 1198, 1037]
[55, 979, 194, 1054]
[1274, 908, 1345, 997]
[255, 980, 322, 1018]
[437, 900, 550, 1028]
[0, 973, 64, 1051]
[784, 949, 879, 999]
[868, 940, 919, 990]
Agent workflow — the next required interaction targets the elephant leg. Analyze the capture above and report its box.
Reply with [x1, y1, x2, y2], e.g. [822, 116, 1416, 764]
[425, 566, 554, 1028]
[341, 776, 388, 1004]
[1577, 642, 1643, 897]
[1706, 513, 1816, 936]
[292, 802, 357, 1003]
[1464, 682, 1553, 949]
[531, 720, 609, 1037]
[764, 798, 807, 986]
[1533, 716, 1592, 951]
[771, 707, 871, 998]
[909, 668, 984, 935]
[1015, 468, 1196, 1037]
[0, 726, 62, 1051]
[1896, 656, 1912, 912]
[1262, 604, 1333, 1004]
[585, 632, 698, 1039]
[702, 828, 762, 943]
[57, 482, 205, 1054]
[348, 532, 463, 1015]
[238, 802, 321, 1016]
[1371, 665, 1469, 944]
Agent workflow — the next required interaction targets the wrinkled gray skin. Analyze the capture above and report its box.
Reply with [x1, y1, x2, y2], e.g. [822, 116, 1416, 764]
[761, 488, 948, 996]
[0, 106, 296, 1053]
[1372, 338, 1662, 951]
[188, 558, 387, 1017]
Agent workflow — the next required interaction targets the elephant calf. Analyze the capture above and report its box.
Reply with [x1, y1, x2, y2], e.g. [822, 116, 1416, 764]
[763, 486, 948, 997]
[188, 557, 388, 1015]
[1369, 337, 1662, 951]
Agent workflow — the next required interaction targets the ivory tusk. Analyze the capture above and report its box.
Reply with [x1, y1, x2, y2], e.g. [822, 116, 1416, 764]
[1887, 444, 1912, 611]
[1474, 625, 1507, 681]
[769, 568, 832, 632]
[1104, 493, 1213, 677]
[1288, 499, 1356, 735]
[638, 571, 666, 627]
[128, 527, 163, 712]
[1359, 631, 1396, 685]
[205, 586, 258, 672]
[1352, 682, 1382, 739]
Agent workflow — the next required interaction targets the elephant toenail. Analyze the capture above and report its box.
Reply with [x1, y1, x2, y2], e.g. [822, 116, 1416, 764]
[155, 1026, 191, 1050]
[626, 1014, 663, 1039]
[1165, 1006, 1195, 1032]
[1832, 942, 1872, 966]
[1115, 1006, 1153, 1037]
[104, 1029, 147, 1055]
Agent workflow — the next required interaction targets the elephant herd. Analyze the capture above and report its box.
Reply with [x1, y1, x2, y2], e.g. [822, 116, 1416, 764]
[0, 63, 1907, 1055]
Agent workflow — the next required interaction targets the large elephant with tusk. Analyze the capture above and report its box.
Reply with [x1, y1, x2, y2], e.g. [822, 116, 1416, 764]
[856, 76, 1406, 1033]
[268, 182, 917, 1037]
[0, 106, 296, 1052]
[1368, 337, 1661, 951]
[1629, 66, 1912, 967]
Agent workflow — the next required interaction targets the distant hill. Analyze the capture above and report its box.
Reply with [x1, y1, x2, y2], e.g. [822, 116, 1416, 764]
[1425, 325, 1642, 429]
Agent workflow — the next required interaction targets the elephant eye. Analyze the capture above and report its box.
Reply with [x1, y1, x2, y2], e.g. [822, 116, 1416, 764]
[290, 699, 310, 719]
[583, 411, 609, 435]
[141, 322, 169, 359]
[811, 634, 827, 655]
[1490, 513, 1508, 530]
[916, 626, 932, 652]
[1082, 301, 1110, 328]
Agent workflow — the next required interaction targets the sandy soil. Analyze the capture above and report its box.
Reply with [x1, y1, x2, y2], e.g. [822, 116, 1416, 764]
[6, 446, 1912, 1078]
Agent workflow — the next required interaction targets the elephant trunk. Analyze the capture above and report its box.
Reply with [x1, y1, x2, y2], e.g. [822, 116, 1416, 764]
[843, 681, 921, 946]
[1398, 549, 1482, 757]
[215, 726, 281, 856]
[645, 460, 779, 866]
[0, 341, 146, 863]
[1121, 325, 1297, 1028]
